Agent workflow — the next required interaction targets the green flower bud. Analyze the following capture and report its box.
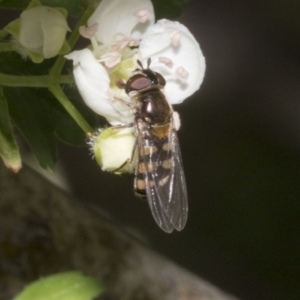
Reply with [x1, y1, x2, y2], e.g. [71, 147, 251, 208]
[6, 0, 70, 63]
[91, 127, 135, 174]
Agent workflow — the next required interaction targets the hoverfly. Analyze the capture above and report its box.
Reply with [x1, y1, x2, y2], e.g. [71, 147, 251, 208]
[121, 59, 188, 233]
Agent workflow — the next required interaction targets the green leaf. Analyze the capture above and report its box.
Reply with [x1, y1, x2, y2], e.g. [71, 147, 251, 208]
[0, 52, 97, 168]
[152, 0, 186, 20]
[0, 87, 21, 172]
[14, 271, 103, 300]
[0, 0, 86, 16]
[4, 86, 89, 169]
[5, 87, 58, 169]
[0, 50, 56, 76]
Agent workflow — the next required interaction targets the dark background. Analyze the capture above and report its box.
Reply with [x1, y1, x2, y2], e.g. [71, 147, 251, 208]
[58, 1, 299, 300]
[0, 1, 299, 300]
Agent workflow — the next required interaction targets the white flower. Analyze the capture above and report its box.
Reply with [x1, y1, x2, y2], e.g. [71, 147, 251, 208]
[66, 0, 205, 125]
[66, 0, 206, 172]
[87, 0, 155, 45]
[66, 49, 133, 125]
[6, 0, 70, 63]
[138, 19, 205, 104]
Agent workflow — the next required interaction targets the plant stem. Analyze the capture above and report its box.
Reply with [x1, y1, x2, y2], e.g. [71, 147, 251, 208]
[0, 73, 74, 87]
[48, 84, 93, 133]
[47, 3, 98, 134]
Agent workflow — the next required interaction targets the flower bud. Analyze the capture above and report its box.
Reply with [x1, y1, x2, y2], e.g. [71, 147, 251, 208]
[90, 127, 135, 174]
[6, 0, 70, 63]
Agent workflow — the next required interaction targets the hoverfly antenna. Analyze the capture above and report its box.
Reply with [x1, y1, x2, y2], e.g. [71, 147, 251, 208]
[147, 58, 151, 68]
[137, 60, 144, 70]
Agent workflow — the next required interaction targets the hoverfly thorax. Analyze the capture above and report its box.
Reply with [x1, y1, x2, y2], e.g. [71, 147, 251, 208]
[125, 60, 172, 127]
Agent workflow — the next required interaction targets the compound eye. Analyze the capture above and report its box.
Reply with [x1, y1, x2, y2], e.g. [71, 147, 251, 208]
[155, 72, 166, 87]
[125, 74, 150, 94]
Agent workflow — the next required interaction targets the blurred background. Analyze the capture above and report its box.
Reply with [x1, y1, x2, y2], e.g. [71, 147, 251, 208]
[4, 1, 299, 299]
[58, 1, 300, 299]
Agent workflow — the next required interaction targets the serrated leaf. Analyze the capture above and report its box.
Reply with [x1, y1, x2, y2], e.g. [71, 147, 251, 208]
[0, 0, 85, 16]
[0, 87, 22, 172]
[14, 271, 103, 300]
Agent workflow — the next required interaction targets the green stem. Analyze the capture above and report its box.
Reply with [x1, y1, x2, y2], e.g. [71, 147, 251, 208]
[49, 2, 97, 76]
[0, 73, 74, 87]
[49, 84, 93, 133]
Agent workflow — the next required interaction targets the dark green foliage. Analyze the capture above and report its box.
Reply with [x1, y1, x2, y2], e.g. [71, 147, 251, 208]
[0, 52, 96, 169]
[0, 0, 85, 16]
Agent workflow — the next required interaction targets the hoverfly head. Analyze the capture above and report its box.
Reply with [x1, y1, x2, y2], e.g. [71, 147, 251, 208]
[125, 59, 166, 94]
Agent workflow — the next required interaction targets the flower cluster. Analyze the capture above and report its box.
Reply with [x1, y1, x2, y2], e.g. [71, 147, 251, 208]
[66, 0, 206, 172]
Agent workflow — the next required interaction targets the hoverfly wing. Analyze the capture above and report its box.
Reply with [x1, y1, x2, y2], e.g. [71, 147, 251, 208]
[135, 126, 175, 233]
[151, 125, 188, 231]
[135, 121, 188, 233]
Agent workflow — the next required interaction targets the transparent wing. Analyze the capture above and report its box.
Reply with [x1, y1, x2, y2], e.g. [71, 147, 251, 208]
[136, 122, 188, 233]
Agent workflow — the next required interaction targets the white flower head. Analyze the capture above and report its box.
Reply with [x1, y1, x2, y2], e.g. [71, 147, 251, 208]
[66, 0, 205, 171]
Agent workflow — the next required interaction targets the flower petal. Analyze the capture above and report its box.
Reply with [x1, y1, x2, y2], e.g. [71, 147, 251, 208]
[65, 49, 126, 125]
[88, 0, 154, 45]
[138, 19, 206, 104]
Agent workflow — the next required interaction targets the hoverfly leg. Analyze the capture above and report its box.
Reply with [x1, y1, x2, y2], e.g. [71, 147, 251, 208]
[111, 123, 134, 131]
[129, 139, 138, 163]
[112, 158, 132, 173]
[110, 96, 133, 107]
